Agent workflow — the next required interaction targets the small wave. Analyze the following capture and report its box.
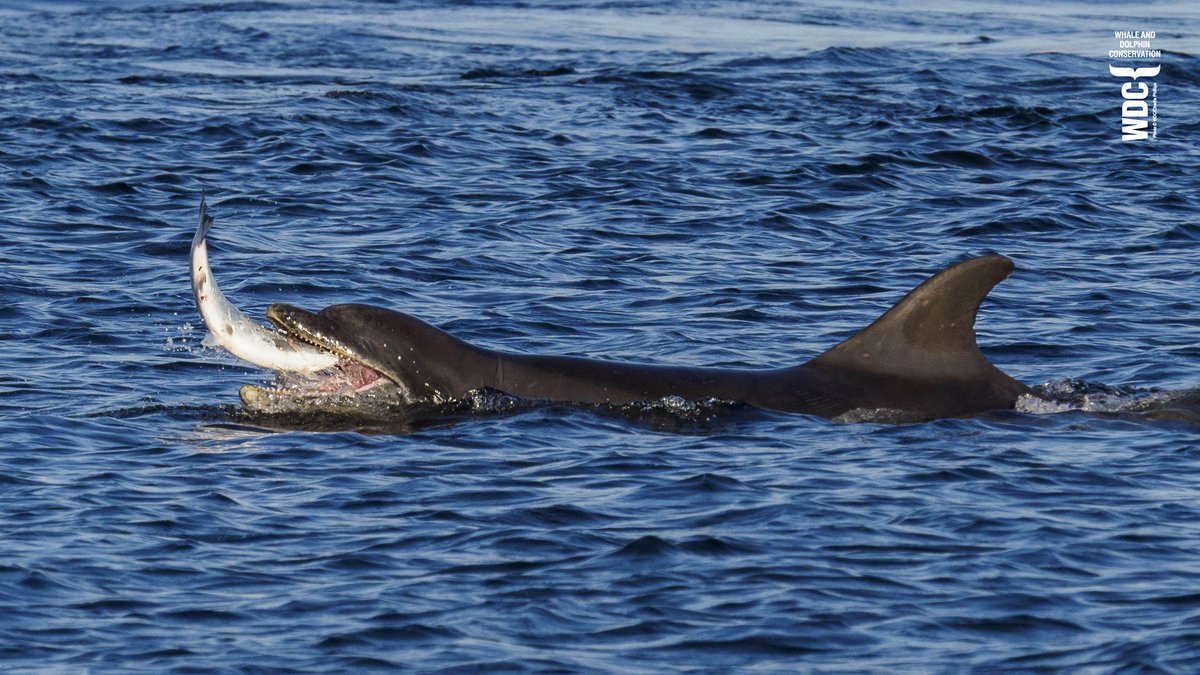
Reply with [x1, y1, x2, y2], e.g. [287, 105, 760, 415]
[923, 149, 996, 169]
[461, 65, 576, 80]
[678, 534, 760, 557]
[953, 216, 1074, 237]
[832, 407, 930, 424]
[88, 180, 139, 195]
[507, 503, 614, 528]
[693, 126, 739, 139]
[610, 534, 677, 559]
[1018, 379, 1200, 425]
[606, 395, 753, 432]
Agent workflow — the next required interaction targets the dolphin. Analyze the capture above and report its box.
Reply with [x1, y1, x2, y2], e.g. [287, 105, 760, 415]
[192, 200, 1035, 422]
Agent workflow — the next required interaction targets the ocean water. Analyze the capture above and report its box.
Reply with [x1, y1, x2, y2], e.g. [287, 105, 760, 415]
[2, 0, 1200, 670]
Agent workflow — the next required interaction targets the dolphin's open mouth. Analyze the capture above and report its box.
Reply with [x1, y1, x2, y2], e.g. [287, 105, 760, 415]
[236, 305, 398, 412]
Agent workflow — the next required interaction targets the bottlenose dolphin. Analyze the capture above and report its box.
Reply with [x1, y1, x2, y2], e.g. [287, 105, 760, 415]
[192, 199, 1034, 422]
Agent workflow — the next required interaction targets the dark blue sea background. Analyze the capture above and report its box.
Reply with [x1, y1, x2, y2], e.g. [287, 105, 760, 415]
[2, 0, 1200, 670]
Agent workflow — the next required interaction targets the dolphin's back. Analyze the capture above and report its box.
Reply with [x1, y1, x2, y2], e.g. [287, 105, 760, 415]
[489, 256, 1031, 420]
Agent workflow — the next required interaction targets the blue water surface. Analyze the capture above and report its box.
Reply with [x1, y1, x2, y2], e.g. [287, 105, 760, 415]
[2, 0, 1200, 670]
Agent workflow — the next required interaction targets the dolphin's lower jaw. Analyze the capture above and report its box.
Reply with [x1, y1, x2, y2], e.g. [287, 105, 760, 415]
[237, 360, 406, 415]
[235, 308, 414, 415]
[238, 381, 406, 416]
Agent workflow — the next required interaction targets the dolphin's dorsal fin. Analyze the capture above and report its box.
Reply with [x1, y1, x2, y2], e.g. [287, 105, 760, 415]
[808, 255, 1017, 382]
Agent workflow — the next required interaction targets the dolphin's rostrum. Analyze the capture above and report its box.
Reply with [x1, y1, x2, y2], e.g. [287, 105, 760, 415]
[193, 200, 1033, 422]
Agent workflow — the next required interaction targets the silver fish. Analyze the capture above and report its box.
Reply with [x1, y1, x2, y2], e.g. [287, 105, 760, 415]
[190, 198, 338, 373]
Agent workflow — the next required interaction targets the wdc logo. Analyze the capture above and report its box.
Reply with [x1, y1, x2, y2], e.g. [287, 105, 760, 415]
[1109, 30, 1160, 142]
[1110, 65, 1159, 142]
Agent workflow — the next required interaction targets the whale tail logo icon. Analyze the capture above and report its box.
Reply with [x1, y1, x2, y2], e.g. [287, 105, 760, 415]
[1109, 65, 1161, 80]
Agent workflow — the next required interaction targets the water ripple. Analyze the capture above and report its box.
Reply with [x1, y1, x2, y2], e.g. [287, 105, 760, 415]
[1, 0, 1199, 672]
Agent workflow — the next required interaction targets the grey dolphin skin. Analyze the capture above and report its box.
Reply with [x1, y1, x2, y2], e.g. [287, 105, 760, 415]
[239, 255, 1034, 422]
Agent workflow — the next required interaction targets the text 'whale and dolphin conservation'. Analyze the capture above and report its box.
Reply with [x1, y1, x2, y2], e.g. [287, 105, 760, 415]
[191, 199, 1052, 424]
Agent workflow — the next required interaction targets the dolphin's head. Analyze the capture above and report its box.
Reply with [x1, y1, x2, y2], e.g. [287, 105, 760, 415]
[237, 303, 493, 416]
[234, 304, 408, 416]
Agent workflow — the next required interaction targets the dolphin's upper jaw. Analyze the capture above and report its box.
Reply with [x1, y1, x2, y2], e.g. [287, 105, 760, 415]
[265, 304, 352, 359]
[236, 304, 397, 412]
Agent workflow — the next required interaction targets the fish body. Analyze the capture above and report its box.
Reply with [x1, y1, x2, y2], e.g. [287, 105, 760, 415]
[190, 198, 338, 373]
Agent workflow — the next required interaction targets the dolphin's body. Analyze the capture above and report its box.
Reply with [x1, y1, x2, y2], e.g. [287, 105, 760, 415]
[193, 200, 1034, 422]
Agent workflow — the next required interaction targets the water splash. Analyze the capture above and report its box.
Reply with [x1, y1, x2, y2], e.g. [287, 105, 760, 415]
[1018, 379, 1200, 425]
